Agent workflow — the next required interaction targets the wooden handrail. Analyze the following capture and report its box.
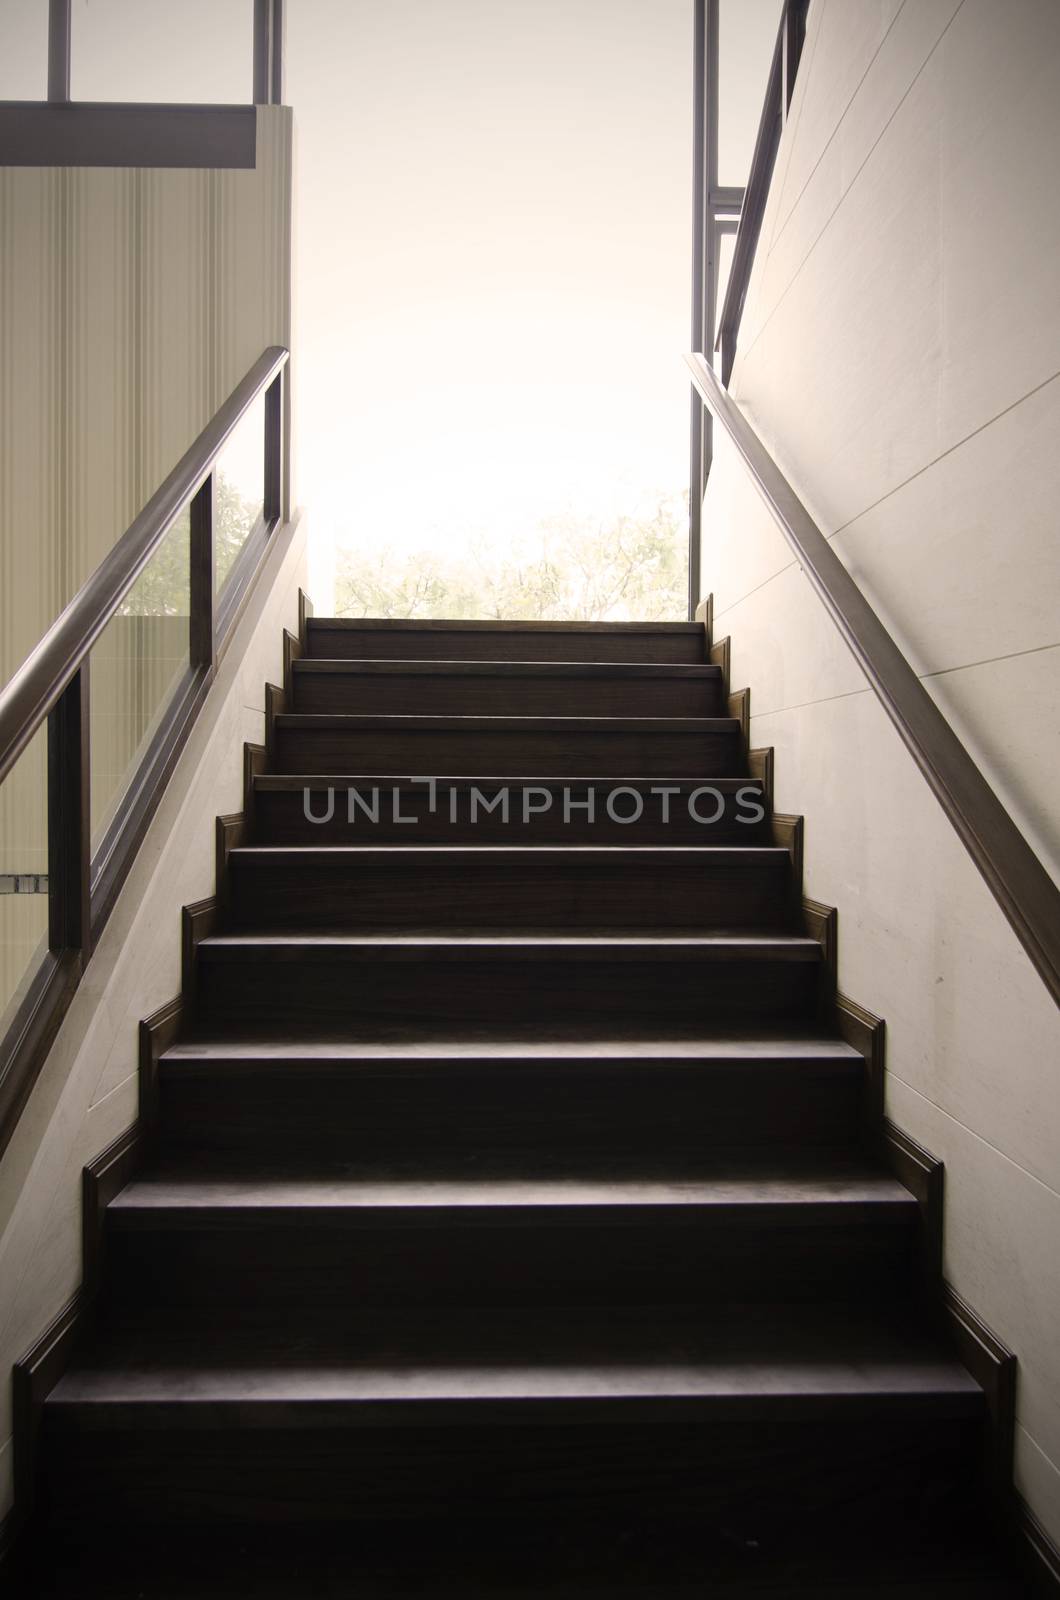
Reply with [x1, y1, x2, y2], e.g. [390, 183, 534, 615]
[713, 0, 807, 387]
[686, 351, 1060, 1006]
[0, 346, 288, 787]
[0, 344, 289, 1158]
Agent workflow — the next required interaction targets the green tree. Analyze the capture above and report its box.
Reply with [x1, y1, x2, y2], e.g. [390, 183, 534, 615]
[119, 474, 261, 616]
[335, 491, 688, 622]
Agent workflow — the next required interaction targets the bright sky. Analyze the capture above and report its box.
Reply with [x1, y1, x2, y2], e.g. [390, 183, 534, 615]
[1, 0, 782, 603]
[287, 0, 781, 599]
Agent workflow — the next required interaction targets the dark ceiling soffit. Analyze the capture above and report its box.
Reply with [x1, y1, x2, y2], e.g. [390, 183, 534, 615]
[0, 103, 256, 169]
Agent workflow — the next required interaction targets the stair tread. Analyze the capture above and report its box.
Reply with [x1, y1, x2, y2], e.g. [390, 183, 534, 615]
[253, 773, 766, 790]
[160, 1030, 862, 1064]
[308, 618, 704, 634]
[275, 712, 741, 731]
[228, 844, 787, 860]
[48, 1303, 978, 1409]
[110, 1158, 913, 1214]
[199, 933, 822, 958]
[295, 659, 721, 679]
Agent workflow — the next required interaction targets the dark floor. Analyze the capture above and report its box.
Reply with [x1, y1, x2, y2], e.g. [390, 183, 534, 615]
[5, 1505, 1032, 1598]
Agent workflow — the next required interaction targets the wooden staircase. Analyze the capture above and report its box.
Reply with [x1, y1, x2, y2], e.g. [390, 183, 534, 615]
[17, 615, 1026, 1596]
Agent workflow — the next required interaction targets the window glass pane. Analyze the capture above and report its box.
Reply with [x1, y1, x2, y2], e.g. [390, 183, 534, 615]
[71, 0, 254, 104]
[215, 393, 265, 593]
[89, 509, 190, 860]
[718, 0, 783, 187]
[290, 0, 692, 622]
[0, 0, 48, 99]
[0, 725, 49, 1032]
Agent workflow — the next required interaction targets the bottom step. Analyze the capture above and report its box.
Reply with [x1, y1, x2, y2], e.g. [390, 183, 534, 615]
[6, 1532, 1027, 1600]
[44, 1304, 982, 1531]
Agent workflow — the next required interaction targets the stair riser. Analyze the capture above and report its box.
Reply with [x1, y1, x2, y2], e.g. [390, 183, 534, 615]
[252, 783, 769, 845]
[292, 670, 724, 718]
[43, 1413, 980, 1530]
[307, 626, 706, 664]
[101, 1214, 917, 1310]
[157, 1062, 864, 1161]
[225, 853, 793, 933]
[273, 725, 745, 778]
[195, 954, 822, 1035]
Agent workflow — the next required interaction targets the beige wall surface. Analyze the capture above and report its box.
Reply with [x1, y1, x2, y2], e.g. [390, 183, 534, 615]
[0, 106, 291, 683]
[700, 0, 1060, 1543]
[0, 105, 292, 1027]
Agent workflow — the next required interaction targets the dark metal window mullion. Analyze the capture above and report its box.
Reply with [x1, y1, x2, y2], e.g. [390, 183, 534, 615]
[689, 0, 720, 619]
[253, 0, 285, 106]
[47, 0, 71, 105]
[47, 664, 91, 964]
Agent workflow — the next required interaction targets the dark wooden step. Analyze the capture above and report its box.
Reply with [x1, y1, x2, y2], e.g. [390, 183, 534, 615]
[50, 1302, 977, 1419]
[306, 617, 706, 663]
[43, 1304, 981, 1530]
[193, 932, 825, 1037]
[271, 714, 745, 778]
[97, 1159, 919, 1310]
[292, 659, 726, 718]
[156, 1034, 865, 1161]
[224, 845, 794, 933]
[252, 775, 770, 845]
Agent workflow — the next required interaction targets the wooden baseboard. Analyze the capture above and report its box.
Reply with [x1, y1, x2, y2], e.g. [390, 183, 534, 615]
[748, 746, 774, 807]
[12, 1293, 83, 1531]
[181, 896, 218, 1011]
[694, 592, 712, 646]
[10, 1124, 145, 1549]
[216, 812, 248, 919]
[242, 741, 267, 831]
[0, 1503, 16, 1576]
[709, 632, 729, 690]
[298, 586, 314, 651]
[881, 1117, 944, 1286]
[264, 681, 285, 767]
[1021, 1500, 1060, 1596]
[727, 684, 749, 745]
[138, 994, 184, 1134]
[771, 812, 803, 919]
[82, 1124, 141, 1298]
[282, 625, 302, 698]
[802, 897, 837, 1021]
[944, 1284, 1016, 1498]
[834, 991, 885, 1140]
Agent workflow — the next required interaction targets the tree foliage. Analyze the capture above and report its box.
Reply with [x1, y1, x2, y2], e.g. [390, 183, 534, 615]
[335, 492, 688, 622]
[119, 473, 260, 616]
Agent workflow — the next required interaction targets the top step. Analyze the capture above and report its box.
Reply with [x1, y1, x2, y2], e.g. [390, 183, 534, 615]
[307, 618, 706, 664]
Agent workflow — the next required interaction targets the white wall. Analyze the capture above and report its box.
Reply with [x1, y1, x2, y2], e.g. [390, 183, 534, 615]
[700, 0, 1060, 1542]
[0, 511, 308, 1525]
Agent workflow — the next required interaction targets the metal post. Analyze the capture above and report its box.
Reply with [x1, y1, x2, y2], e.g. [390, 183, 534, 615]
[270, 0, 285, 106]
[189, 474, 216, 670]
[253, 0, 283, 105]
[47, 0, 72, 104]
[47, 665, 91, 959]
[688, 0, 719, 620]
[264, 372, 284, 526]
